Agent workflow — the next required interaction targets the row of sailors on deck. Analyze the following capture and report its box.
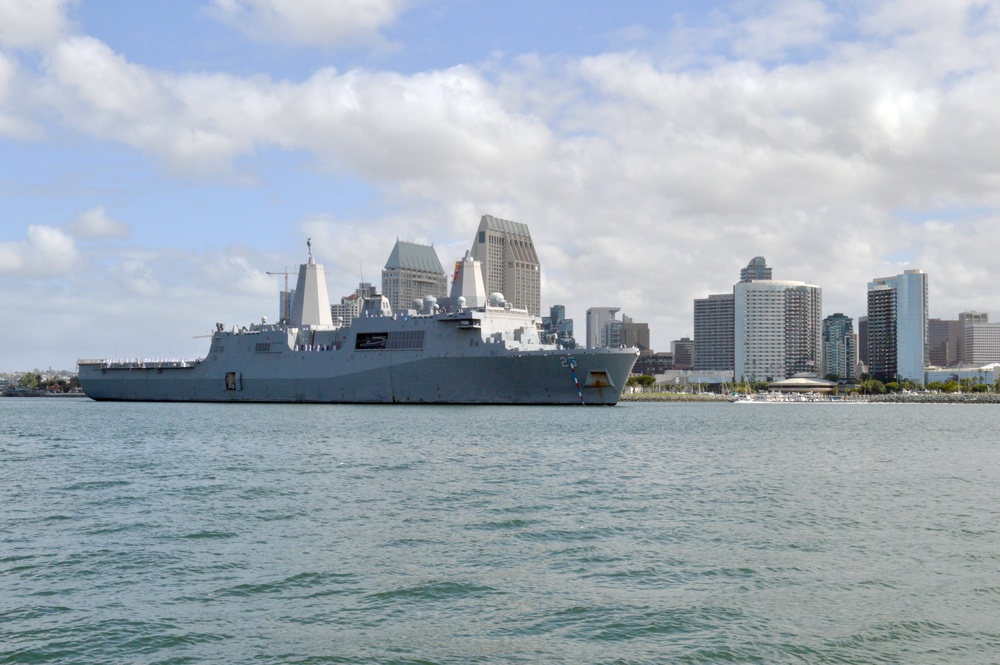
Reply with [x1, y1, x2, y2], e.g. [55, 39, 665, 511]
[294, 343, 339, 351]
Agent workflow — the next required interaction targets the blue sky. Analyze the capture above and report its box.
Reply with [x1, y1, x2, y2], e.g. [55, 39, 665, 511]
[3, 0, 1000, 371]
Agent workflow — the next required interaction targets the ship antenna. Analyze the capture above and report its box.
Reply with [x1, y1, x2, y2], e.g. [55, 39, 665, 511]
[307, 237, 312, 258]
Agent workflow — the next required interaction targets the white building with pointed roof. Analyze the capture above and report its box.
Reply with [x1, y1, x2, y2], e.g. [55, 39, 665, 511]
[381, 240, 447, 315]
[470, 214, 540, 316]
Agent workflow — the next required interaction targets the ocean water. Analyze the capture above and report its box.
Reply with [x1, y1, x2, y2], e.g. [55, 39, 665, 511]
[2, 398, 999, 664]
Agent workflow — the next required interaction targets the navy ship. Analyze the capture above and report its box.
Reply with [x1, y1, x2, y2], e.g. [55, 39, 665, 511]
[78, 248, 637, 404]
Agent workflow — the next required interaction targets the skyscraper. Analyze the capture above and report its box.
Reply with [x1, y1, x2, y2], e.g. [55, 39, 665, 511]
[693, 293, 734, 371]
[621, 315, 650, 351]
[470, 215, 540, 315]
[382, 240, 447, 314]
[866, 269, 928, 382]
[585, 307, 620, 349]
[927, 318, 963, 367]
[963, 321, 1000, 365]
[822, 313, 857, 381]
[734, 279, 822, 382]
[958, 311, 989, 365]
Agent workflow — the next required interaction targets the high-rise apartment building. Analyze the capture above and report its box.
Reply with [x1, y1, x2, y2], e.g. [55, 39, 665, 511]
[866, 269, 928, 382]
[867, 287, 897, 380]
[382, 240, 447, 315]
[689, 256, 770, 375]
[470, 215, 540, 315]
[734, 280, 822, 382]
[822, 313, 857, 381]
[693, 293, 735, 371]
[585, 307, 620, 349]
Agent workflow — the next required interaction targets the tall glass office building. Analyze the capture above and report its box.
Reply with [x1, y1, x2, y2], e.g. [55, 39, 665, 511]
[866, 270, 928, 382]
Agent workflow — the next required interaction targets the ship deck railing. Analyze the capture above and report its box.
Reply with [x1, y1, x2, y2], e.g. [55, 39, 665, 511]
[77, 358, 203, 369]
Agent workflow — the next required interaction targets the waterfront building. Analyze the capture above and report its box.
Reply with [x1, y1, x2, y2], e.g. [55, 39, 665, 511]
[382, 240, 447, 315]
[693, 293, 735, 371]
[653, 369, 733, 390]
[734, 279, 822, 382]
[470, 214, 540, 315]
[821, 313, 857, 381]
[866, 270, 928, 383]
[867, 287, 897, 380]
[633, 350, 673, 376]
[924, 363, 1000, 388]
[964, 322, 1000, 365]
[671, 337, 695, 370]
[622, 315, 650, 351]
[585, 307, 620, 349]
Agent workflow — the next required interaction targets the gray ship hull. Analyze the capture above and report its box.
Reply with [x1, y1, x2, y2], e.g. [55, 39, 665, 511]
[79, 311, 638, 405]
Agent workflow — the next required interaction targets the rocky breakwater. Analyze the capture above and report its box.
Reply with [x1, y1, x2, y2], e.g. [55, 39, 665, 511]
[867, 392, 1000, 404]
[620, 392, 735, 403]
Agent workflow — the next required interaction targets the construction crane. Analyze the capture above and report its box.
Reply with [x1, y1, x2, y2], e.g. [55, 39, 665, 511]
[266, 267, 294, 323]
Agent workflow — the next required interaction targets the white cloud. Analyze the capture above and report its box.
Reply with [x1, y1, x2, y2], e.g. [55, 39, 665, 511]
[199, 254, 274, 297]
[110, 259, 161, 296]
[206, 0, 409, 48]
[0, 51, 44, 138]
[0, 0, 75, 50]
[0, 225, 83, 277]
[40, 38, 552, 181]
[730, 0, 837, 61]
[65, 206, 131, 240]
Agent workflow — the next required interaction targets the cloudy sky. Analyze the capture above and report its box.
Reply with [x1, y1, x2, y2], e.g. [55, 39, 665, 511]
[3, 0, 1000, 371]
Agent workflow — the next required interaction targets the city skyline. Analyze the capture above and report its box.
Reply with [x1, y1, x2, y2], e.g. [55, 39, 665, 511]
[4, 1, 1000, 371]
